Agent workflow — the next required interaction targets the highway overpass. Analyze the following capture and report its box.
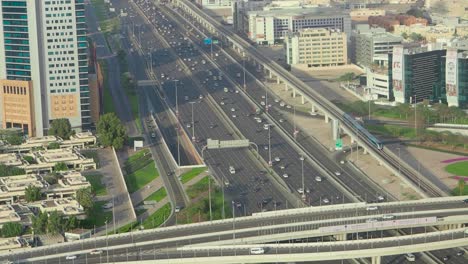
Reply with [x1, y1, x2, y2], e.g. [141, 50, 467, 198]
[174, 0, 446, 199]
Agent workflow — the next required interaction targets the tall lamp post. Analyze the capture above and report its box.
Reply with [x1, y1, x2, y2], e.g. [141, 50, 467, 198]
[299, 155, 305, 200]
[173, 80, 180, 166]
[189, 101, 196, 142]
[242, 56, 246, 90]
[268, 125, 272, 166]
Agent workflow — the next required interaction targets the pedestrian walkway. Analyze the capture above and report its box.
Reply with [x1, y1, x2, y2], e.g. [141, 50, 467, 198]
[130, 177, 164, 205]
[182, 171, 210, 188]
[136, 197, 169, 222]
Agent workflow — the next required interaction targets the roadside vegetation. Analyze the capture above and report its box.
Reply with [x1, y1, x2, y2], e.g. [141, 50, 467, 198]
[124, 149, 159, 193]
[142, 203, 172, 229]
[145, 187, 167, 202]
[178, 176, 232, 224]
[180, 167, 207, 184]
[98, 60, 116, 114]
[84, 173, 108, 196]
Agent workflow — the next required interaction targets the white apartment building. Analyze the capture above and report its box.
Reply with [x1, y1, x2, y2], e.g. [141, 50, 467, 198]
[0, 0, 89, 136]
[285, 28, 347, 67]
[198, 0, 233, 9]
[248, 7, 351, 45]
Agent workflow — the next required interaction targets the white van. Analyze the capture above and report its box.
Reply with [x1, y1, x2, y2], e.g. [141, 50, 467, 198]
[250, 247, 265, 255]
[405, 253, 415, 262]
[229, 166, 235, 174]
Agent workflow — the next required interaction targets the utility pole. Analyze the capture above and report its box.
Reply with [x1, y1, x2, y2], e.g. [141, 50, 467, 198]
[300, 155, 305, 200]
[242, 57, 246, 90]
[414, 94, 417, 138]
[189, 101, 196, 142]
[208, 176, 212, 221]
[268, 125, 272, 166]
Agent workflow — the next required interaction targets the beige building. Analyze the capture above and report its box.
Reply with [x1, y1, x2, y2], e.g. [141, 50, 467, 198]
[0, 174, 45, 203]
[30, 197, 85, 217]
[0, 204, 21, 227]
[350, 8, 385, 22]
[46, 171, 91, 199]
[0, 80, 35, 137]
[0, 132, 96, 153]
[394, 24, 458, 42]
[285, 28, 347, 67]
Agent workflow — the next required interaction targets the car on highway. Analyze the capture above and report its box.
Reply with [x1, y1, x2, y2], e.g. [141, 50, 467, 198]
[377, 195, 385, 202]
[66, 255, 77, 260]
[334, 171, 341, 176]
[263, 145, 269, 150]
[235, 201, 242, 208]
[382, 215, 395, 220]
[229, 166, 236, 174]
[297, 188, 304, 194]
[151, 133, 156, 138]
[231, 108, 236, 112]
[260, 101, 265, 106]
[250, 247, 265, 255]
[315, 176, 322, 182]
[442, 255, 450, 262]
[199, 94, 203, 99]
[220, 101, 225, 105]
[322, 198, 329, 204]
[282, 173, 289, 178]
[456, 250, 464, 256]
[232, 114, 237, 118]
[366, 206, 379, 211]
[404, 253, 416, 262]
[90, 250, 103, 255]
[340, 160, 345, 164]
[186, 123, 191, 128]
[263, 124, 270, 130]
[224, 87, 228, 93]
[366, 218, 378, 223]
[280, 102, 285, 107]
[279, 119, 285, 123]
[274, 157, 280, 162]
[279, 165, 285, 170]
[175, 205, 183, 213]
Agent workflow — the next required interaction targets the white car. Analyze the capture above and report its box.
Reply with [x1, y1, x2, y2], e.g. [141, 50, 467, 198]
[366, 218, 378, 223]
[274, 99, 280, 103]
[280, 102, 285, 107]
[229, 166, 236, 174]
[250, 247, 265, 255]
[286, 105, 292, 109]
[340, 160, 345, 164]
[334, 171, 341, 176]
[377, 195, 385, 202]
[279, 119, 285, 123]
[282, 173, 289, 178]
[263, 124, 270, 130]
[322, 198, 329, 204]
[220, 101, 225, 105]
[366, 206, 379, 211]
[90, 250, 103, 255]
[297, 188, 304, 194]
[232, 114, 237, 118]
[260, 101, 265, 106]
[382, 215, 395, 220]
[274, 157, 280, 162]
[66, 255, 77, 260]
[256, 118, 262, 123]
[231, 108, 236, 112]
[315, 176, 322, 182]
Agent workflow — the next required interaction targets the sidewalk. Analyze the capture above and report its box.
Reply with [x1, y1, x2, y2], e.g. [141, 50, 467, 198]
[130, 176, 164, 205]
[182, 171, 210, 188]
[136, 197, 170, 222]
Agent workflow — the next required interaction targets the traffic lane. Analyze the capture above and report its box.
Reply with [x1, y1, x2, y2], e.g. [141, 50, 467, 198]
[160, 9, 351, 206]
[213, 44, 383, 203]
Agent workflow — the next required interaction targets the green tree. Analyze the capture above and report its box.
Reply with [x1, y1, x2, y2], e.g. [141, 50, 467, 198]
[76, 187, 94, 211]
[25, 185, 42, 202]
[53, 162, 68, 172]
[32, 211, 48, 234]
[47, 211, 63, 234]
[409, 32, 425, 42]
[64, 215, 78, 231]
[47, 142, 60, 150]
[48, 118, 73, 139]
[97, 113, 127, 150]
[337, 72, 356, 83]
[5, 134, 23, 145]
[23, 156, 36, 164]
[0, 165, 25, 177]
[406, 8, 424, 18]
[43, 172, 61, 185]
[401, 32, 408, 39]
[1, 222, 22, 237]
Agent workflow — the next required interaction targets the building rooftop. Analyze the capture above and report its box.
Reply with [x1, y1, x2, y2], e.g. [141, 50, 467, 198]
[0, 174, 44, 193]
[248, 6, 348, 18]
[0, 153, 23, 167]
[33, 197, 84, 216]
[57, 171, 91, 189]
[0, 204, 21, 226]
[26, 136, 59, 144]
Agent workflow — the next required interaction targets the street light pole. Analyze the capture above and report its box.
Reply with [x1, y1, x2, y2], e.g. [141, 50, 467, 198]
[242, 57, 246, 90]
[232, 201, 236, 242]
[173, 80, 179, 116]
[300, 155, 305, 200]
[293, 106, 298, 140]
[268, 125, 272, 166]
[189, 101, 195, 142]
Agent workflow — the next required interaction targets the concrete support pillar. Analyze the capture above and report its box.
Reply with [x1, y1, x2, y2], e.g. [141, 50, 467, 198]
[293, 88, 296, 98]
[311, 104, 316, 113]
[269, 71, 272, 78]
[371, 256, 381, 264]
[332, 119, 339, 141]
[350, 137, 355, 143]
[277, 77, 281, 84]
[285, 83, 289, 91]
[301, 95, 306, 104]
[325, 114, 330, 123]
[334, 234, 347, 241]
[363, 148, 368, 154]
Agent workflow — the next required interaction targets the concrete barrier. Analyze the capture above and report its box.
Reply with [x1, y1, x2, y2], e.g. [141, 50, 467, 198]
[111, 147, 137, 221]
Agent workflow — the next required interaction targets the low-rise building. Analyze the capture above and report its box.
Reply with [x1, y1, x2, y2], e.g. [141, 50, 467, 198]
[0, 175, 45, 203]
[364, 66, 391, 100]
[394, 24, 458, 42]
[247, 7, 351, 45]
[353, 25, 402, 67]
[64, 228, 92, 241]
[46, 171, 91, 199]
[0, 204, 21, 227]
[369, 15, 428, 32]
[285, 28, 347, 67]
[0, 237, 27, 252]
[30, 148, 96, 173]
[0, 132, 96, 153]
[30, 197, 85, 217]
[350, 8, 385, 22]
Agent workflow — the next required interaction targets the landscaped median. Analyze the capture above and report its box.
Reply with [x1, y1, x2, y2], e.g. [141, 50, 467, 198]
[180, 167, 207, 184]
[124, 149, 159, 193]
[145, 187, 167, 202]
[179, 176, 231, 224]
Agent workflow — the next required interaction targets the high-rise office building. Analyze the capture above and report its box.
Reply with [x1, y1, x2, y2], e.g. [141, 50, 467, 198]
[0, 0, 88, 137]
